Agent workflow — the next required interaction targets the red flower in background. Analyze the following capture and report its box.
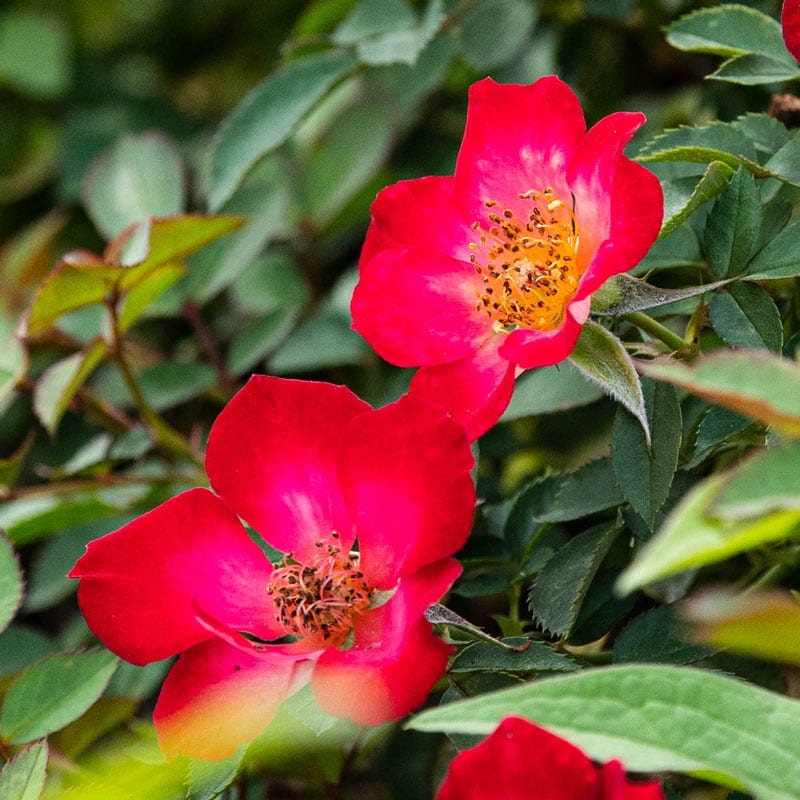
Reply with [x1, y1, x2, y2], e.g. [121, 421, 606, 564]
[783, 1, 800, 61]
[436, 717, 664, 800]
[351, 77, 662, 439]
[70, 377, 475, 760]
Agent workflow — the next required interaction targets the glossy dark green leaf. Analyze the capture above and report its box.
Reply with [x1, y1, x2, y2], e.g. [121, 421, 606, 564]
[704, 167, 761, 277]
[745, 220, 800, 280]
[528, 522, 622, 637]
[710, 53, 800, 86]
[708, 283, 782, 351]
[612, 380, 682, 525]
[450, 638, 579, 674]
[689, 406, 754, 467]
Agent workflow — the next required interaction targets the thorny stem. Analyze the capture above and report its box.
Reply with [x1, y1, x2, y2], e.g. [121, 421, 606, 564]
[624, 311, 694, 353]
[106, 294, 200, 465]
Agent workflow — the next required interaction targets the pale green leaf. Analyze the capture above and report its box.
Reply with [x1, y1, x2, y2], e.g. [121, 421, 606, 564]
[210, 50, 358, 209]
[569, 320, 649, 445]
[82, 133, 185, 240]
[617, 470, 800, 594]
[0, 741, 48, 800]
[0, 650, 118, 743]
[501, 361, 603, 421]
[0, 530, 23, 634]
[0, 334, 27, 406]
[409, 664, 800, 800]
[32, 339, 107, 435]
[641, 351, 800, 436]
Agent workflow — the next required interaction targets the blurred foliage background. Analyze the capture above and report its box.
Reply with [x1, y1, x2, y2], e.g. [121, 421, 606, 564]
[0, 0, 796, 798]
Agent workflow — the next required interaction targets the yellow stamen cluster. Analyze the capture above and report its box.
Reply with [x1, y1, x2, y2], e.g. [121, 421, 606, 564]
[267, 533, 372, 646]
[470, 188, 580, 332]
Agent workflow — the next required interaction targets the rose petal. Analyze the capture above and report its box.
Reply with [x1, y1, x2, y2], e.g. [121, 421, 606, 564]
[311, 559, 460, 725]
[154, 639, 316, 760]
[598, 760, 665, 800]
[351, 247, 491, 367]
[69, 488, 278, 664]
[499, 298, 586, 370]
[783, 1, 800, 62]
[206, 376, 369, 562]
[409, 337, 516, 440]
[455, 77, 586, 224]
[436, 717, 599, 800]
[361, 176, 472, 264]
[340, 394, 474, 588]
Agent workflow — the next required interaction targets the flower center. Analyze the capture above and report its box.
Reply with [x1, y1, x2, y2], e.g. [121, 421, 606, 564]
[470, 188, 580, 332]
[266, 536, 373, 646]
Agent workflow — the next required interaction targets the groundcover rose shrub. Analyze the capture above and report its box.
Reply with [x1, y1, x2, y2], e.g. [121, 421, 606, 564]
[351, 76, 662, 438]
[70, 377, 475, 759]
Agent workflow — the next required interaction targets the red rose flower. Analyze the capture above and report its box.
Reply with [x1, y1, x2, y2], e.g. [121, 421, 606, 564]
[351, 77, 662, 439]
[436, 717, 664, 800]
[783, 1, 800, 61]
[70, 377, 475, 760]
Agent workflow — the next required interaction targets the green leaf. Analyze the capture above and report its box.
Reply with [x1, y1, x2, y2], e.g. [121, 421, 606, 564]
[269, 314, 369, 373]
[457, 0, 535, 71]
[708, 283, 783, 351]
[25, 262, 107, 336]
[500, 361, 603, 421]
[763, 136, 800, 187]
[659, 161, 735, 239]
[32, 338, 107, 435]
[512, 459, 624, 524]
[733, 113, 790, 158]
[138, 362, 217, 411]
[704, 167, 761, 277]
[185, 750, 244, 800]
[450, 638, 579, 674]
[408, 664, 800, 800]
[333, 0, 444, 66]
[528, 522, 622, 637]
[226, 308, 299, 376]
[616, 470, 800, 594]
[569, 320, 649, 445]
[0, 741, 48, 800]
[745, 220, 800, 280]
[638, 122, 757, 166]
[685, 589, 800, 666]
[0, 626, 52, 678]
[0, 333, 27, 406]
[710, 53, 800, 86]
[712, 439, 800, 519]
[613, 606, 714, 665]
[117, 262, 185, 332]
[641, 351, 800, 437]
[612, 380, 682, 525]
[592, 273, 729, 317]
[210, 49, 358, 209]
[0, 649, 118, 743]
[82, 133, 185, 240]
[666, 4, 791, 61]
[0, 530, 23, 634]
[689, 406, 753, 467]
[0, 11, 70, 99]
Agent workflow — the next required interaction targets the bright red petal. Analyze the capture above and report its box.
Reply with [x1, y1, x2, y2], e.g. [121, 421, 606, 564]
[154, 639, 316, 760]
[311, 559, 460, 725]
[436, 717, 599, 800]
[351, 247, 491, 367]
[599, 760, 665, 800]
[361, 176, 472, 264]
[783, 1, 800, 62]
[339, 395, 474, 588]
[69, 488, 278, 664]
[568, 113, 662, 301]
[206, 376, 369, 562]
[499, 297, 588, 370]
[454, 77, 586, 224]
[409, 338, 516, 440]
